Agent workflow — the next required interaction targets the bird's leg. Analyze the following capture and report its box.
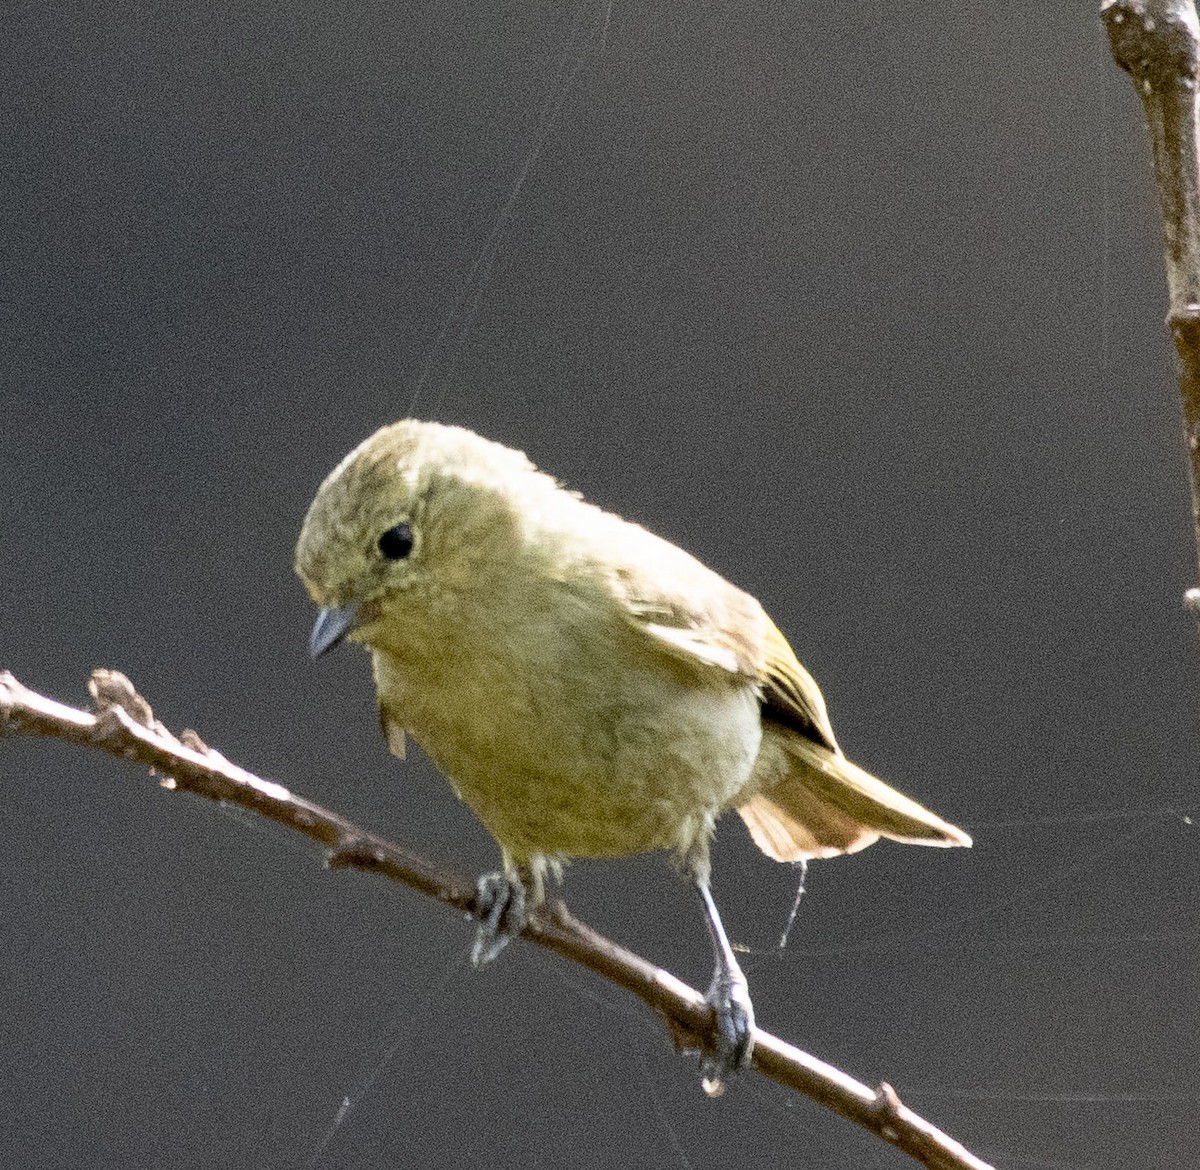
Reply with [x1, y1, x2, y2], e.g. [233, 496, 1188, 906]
[472, 858, 550, 966]
[471, 870, 527, 966]
[694, 878, 755, 1093]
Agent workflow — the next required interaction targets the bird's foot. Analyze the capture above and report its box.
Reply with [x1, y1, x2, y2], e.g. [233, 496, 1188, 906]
[471, 871, 527, 967]
[699, 969, 755, 1096]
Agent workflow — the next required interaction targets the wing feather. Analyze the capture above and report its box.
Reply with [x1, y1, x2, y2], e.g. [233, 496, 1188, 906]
[757, 618, 839, 752]
[607, 531, 838, 757]
[601, 526, 766, 685]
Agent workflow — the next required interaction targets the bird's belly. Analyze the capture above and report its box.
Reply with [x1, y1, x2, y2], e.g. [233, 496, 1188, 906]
[392, 663, 762, 862]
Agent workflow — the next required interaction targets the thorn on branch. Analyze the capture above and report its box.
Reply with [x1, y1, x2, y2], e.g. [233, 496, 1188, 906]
[179, 728, 211, 754]
[88, 669, 160, 731]
[87, 669, 177, 769]
[873, 1081, 907, 1143]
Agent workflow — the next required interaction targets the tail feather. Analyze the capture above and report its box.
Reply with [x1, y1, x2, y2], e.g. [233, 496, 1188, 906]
[739, 791, 880, 861]
[737, 735, 971, 863]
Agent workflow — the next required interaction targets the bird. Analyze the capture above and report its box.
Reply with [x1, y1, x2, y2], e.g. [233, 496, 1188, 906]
[294, 419, 971, 1090]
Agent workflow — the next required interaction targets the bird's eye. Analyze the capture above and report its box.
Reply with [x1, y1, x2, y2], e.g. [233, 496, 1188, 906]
[377, 522, 414, 560]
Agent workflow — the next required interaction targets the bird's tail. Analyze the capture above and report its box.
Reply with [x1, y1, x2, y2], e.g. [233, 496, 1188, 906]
[737, 734, 972, 863]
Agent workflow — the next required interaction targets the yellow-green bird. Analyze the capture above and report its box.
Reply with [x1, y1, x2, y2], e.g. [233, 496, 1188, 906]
[295, 420, 970, 1088]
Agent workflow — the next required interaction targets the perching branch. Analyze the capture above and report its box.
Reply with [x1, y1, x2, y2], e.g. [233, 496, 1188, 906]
[0, 670, 992, 1170]
[1103, 0, 1200, 618]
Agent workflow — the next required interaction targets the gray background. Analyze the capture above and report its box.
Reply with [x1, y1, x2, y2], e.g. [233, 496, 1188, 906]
[2, 2, 1197, 1167]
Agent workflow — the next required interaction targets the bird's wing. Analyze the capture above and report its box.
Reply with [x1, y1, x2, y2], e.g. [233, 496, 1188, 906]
[756, 617, 840, 753]
[626, 595, 759, 678]
[610, 542, 838, 753]
[611, 545, 764, 681]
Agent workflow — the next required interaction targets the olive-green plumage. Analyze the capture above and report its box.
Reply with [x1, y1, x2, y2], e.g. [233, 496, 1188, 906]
[295, 420, 970, 897]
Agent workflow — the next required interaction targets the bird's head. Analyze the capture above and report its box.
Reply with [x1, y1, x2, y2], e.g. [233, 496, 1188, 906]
[294, 419, 545, 659]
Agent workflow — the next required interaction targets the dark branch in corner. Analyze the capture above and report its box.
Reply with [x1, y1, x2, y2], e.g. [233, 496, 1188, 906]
[0, 669, 993, 1170]
[1103, 0, 1200, 620]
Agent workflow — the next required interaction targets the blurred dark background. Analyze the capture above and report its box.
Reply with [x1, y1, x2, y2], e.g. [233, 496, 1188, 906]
[2, 2, 1197, 1167]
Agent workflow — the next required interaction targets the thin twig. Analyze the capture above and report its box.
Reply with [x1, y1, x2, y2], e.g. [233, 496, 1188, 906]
[1103, 0, 1200, 620]
[0, 669, 993, 1170]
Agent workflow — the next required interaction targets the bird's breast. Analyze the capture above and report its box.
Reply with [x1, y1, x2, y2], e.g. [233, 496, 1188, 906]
[371, 622, 761, 862]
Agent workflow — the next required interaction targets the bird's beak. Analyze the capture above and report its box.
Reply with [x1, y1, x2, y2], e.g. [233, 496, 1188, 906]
[309, 603, 360, 658]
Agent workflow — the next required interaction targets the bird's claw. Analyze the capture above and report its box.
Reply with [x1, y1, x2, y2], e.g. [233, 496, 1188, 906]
[471, 871, 527, 966]
[699, 970, 755, 1096]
